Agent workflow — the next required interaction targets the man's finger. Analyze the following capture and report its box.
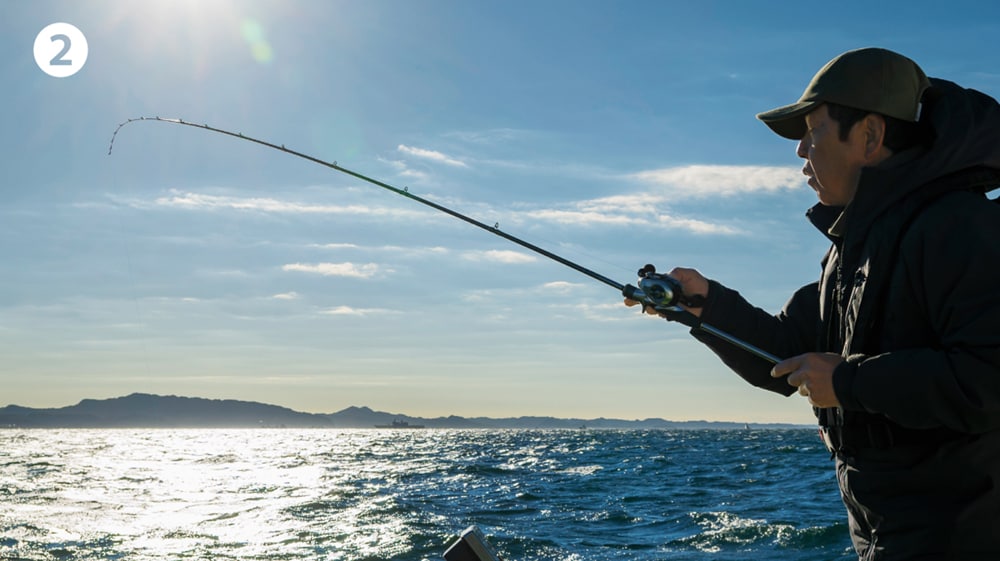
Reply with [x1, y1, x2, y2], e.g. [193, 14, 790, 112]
[771, 356, 803, 378]
[786, 371, 809, 393]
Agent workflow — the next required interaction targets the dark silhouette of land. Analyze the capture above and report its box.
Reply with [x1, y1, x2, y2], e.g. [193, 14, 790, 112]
[0, 393, 806, 429]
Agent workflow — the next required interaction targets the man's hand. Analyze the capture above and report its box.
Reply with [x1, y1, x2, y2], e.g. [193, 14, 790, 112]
[771, 353, 843, 408]
[623, 267, 709, 319]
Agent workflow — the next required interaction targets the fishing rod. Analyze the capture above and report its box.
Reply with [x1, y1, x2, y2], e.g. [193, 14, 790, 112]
[107, 116, 781, 364]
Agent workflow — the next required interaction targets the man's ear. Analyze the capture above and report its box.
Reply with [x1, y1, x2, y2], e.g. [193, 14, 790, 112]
[862, 114, 889, 160]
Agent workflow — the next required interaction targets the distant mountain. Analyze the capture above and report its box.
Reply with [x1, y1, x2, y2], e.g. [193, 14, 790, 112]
[0, 393, 331, 428]
[0, 393, 807, 430]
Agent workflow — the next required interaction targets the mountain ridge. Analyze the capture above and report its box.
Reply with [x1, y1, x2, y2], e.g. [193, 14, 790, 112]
[0, 393, 808, 430]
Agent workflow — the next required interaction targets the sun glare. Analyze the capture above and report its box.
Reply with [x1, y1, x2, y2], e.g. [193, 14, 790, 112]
[102, 0, 275, 68]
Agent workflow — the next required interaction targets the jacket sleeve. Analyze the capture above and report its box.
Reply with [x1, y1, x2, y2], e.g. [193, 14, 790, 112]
[834, 192, 1000, 433]
[690, 280, 821, 396]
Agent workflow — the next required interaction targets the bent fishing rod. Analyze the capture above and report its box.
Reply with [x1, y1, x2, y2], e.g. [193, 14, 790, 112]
[107, 116, 781, 364]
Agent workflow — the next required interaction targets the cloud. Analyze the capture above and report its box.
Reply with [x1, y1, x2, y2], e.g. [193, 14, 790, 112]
[282, 262, 384, 279]
[312, 243, 360, 250]
[514, 164, 802, 234]
[460, 249, 537, 264]
[379, 157, 429, 181]
[524, 208, 644, 226]
[312, 242, 450, 256]
[397, 144, 468, 168]
[147, 190, 426, 219]
[523, 203, 738, 235]
[630, 164, 802, 198]
[572, 301, 634, 323]
[321, 306, 396, 317]
[126, 163, 788, 238]
[657, 214, 737, 234]
[541, 281, 584, 294]
[271, 292, 300, 300]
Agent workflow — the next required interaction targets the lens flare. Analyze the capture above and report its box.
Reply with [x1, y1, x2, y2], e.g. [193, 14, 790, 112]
[241, 19, 273, 64]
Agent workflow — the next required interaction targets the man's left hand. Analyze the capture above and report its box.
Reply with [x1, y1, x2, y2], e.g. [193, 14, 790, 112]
[771, 352, 844, 408]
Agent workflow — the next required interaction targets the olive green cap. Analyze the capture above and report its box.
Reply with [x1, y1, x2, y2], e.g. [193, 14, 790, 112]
[756, 47, 932, 140]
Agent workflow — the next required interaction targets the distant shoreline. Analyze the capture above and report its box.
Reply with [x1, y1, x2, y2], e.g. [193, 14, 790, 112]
[0, 393, 812, 430]
[1, 425, 815, 431]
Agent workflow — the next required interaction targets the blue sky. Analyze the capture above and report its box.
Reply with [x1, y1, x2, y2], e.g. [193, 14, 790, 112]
[3, 1, 1000, 423]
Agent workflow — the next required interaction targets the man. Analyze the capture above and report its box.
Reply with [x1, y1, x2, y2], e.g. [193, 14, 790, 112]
[630, 48, 1000, 560]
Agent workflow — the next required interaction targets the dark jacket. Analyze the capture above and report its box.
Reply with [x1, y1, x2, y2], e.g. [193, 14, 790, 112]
[688, 79, 1000, 560]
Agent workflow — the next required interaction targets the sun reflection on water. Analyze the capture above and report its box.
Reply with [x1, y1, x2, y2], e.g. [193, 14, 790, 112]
[1, 428, 852, 561]
[3, 429, 427, 559]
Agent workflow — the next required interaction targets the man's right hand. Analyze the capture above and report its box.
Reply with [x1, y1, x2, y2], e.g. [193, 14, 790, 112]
[623, 266, 709, 319]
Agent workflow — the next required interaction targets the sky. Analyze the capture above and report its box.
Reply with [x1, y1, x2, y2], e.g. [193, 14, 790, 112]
[3, 0, 1000, 424]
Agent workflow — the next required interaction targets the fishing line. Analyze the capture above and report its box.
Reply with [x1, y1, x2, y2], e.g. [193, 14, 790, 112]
[107, 116, 782, 364]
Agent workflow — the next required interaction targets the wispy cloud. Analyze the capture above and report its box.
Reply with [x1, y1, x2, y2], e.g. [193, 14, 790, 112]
[281, 262, 385, 279]
[630, 164, 802, 198]
[541, 281, 585, 293]
[460, 249, 537, 264]
[379, 157, 429, 181]
[312, 243, 361, 250]
[271, 292, 300, 300]
[572, 301, 633, 323]
[515, 164, 802, 234]
[523, 202, 738, 234]
[657, 214, 737, 234]
[123, 163, 795, 238]
[145, 190, 426, 219]
[312, 242, 449, 256]
[524, 208, 643, 226]
[321, 305, 397, 317]
[397, 144, 468, 168]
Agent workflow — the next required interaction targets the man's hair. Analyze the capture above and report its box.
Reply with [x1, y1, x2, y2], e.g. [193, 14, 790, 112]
[826, 102, 933, 152]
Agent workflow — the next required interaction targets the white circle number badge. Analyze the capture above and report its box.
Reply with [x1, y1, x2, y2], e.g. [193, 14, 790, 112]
[34, 23, 89, 78]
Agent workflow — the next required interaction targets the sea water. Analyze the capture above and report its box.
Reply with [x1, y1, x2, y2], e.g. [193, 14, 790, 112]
[0, 428, 855, 560]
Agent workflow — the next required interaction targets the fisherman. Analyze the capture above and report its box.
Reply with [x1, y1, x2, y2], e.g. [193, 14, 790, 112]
[628, 47, 1000, 560]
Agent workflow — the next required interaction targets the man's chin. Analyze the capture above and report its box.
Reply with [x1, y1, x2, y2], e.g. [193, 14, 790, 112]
[811, 186, 841, 207]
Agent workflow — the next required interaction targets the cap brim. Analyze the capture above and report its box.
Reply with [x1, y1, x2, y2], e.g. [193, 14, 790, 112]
[755, 100, 819, 140]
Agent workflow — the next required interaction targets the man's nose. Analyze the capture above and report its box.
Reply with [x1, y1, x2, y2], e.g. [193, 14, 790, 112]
[796, 137, 809, 159]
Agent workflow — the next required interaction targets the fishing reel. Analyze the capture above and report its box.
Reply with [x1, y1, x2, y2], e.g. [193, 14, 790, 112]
[623, 265, 781, 363]
[622, 264, 705, 324]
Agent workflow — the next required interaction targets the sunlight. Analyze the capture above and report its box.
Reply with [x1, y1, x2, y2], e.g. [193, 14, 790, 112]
[101, 0, 270, 71]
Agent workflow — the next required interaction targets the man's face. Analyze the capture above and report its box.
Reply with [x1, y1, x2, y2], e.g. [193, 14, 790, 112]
[796, 104, 867, 207]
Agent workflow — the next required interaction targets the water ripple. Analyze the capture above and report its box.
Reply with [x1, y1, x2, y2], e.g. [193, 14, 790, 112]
[0, 428, 853, 560]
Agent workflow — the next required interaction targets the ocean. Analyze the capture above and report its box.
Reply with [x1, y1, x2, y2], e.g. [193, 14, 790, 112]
[0, 428, 855, 560]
